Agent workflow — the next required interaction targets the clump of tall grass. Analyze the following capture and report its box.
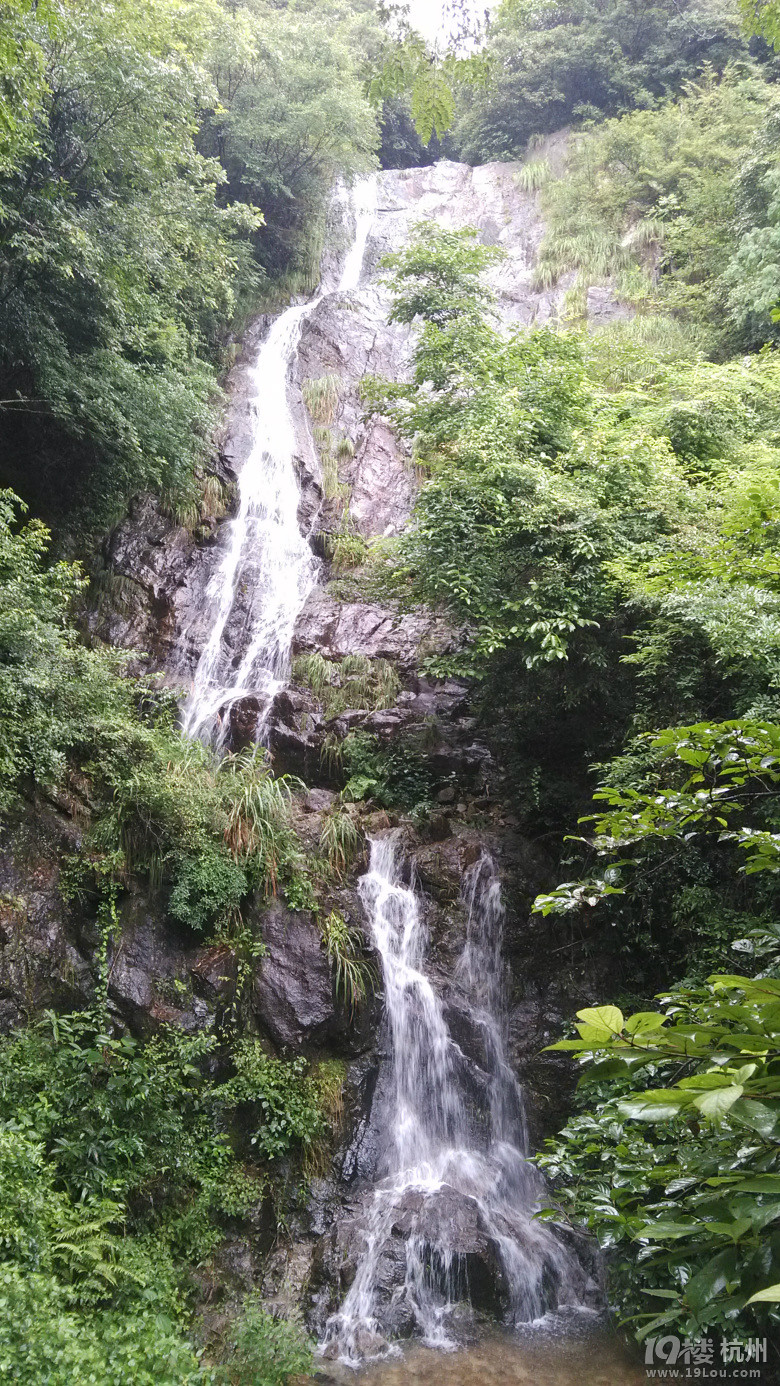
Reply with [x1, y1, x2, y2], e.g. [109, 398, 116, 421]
[200, 473, 228, 520]
[312, 423, 331, 451]
[320, 731, 344, 777]
[313, 1058, 346, 1122]
[335, 434, 355, 461]
[221, 749, 294, 891]
[320, 453, 350, 506]
[292, 651, 333, 699]
[87, 736, 299, 931]
[323, 530, 367, 572]
[304, 1058, 347, 1174]
[533, 225, 630, 292]
[303, 374, 340, 425]
[292, 652, 401, 714]
[320, 909, 372, 1013]
[319, 807, 361, 877]
[515, 159, 550, 192]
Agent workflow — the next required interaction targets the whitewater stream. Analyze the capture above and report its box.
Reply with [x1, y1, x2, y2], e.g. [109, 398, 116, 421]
[182, 176, 377, 744]
[178, 174, 602, 1369]
[321, 839, 589, 1364]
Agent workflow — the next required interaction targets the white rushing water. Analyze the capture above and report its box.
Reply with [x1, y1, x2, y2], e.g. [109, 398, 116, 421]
[322, 837, 584, 1365]
[182, 175, 377, 744]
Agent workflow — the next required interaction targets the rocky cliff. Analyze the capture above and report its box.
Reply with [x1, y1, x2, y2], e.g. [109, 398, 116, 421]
[4, 157, 629, 1356]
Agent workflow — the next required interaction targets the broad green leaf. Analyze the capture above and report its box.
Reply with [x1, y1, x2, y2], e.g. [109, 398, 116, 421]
[634, 1221, 698, 1240]
[618, 1093, 691, 1121]
[747, 1284, 780, 1304]
[685, 1248, 739, 1313]
[578, 1058, 633, 1085]
[624, 1011, 667, 1035]
[692, 1084, 743, 1119]
[730, 1098, 780, 1137]
[576, 1006, 624, 1035]
[678, 1073, 736, 1091]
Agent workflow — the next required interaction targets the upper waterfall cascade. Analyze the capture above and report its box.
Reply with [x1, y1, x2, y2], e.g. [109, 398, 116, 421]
[182, 176, 377, 743]
[322, 838, 587, 1364]
[175, 161, 574, 741]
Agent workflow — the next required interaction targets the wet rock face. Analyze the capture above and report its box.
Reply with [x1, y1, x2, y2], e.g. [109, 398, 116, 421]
[106, 892, 232, 1035]
[252, 900, 336, 1049]
[227, 695, 263, 749]
[311, 1181, 576, 1344]
[293, 591, 456, 669]
[0, 812, 92, 1026]
[0, 811, 232, 1037]
[90, 155, 628, 700]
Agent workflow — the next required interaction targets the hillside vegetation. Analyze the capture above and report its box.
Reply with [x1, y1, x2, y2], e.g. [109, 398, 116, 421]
[366, 0, 780, 1352]
[3, 0, 780, 1375]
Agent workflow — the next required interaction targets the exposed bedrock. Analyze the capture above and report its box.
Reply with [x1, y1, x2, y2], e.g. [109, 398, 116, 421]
[311, 1181, 601, 1349]
[88, 155, 628, 685]
[0, 802, 369, 1055]
[55, 155, 634, 1348]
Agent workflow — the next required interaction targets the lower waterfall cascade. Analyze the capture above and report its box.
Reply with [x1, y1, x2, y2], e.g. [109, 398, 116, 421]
[321, 837, 590, 1365]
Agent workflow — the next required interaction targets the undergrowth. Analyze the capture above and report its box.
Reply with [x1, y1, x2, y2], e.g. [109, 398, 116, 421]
[292, 651, 400, 714]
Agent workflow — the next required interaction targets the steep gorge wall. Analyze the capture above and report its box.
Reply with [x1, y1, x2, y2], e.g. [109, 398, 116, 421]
[0, 157, 627, 1345]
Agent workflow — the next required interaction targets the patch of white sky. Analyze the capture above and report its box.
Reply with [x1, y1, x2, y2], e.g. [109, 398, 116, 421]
[403, 0, 492, 49]
[405, 0, 447, 43]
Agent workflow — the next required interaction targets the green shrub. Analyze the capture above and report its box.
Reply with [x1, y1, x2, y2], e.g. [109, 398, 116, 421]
[0, 1263, 210, 1386]
[536, 722, 780, 1343]
[341, 731, 435, 814]
[219, 1300, 313, 1386]
[0, 1000, 341, 1383]
[534, 72, 776, 349]
[169, 852, 248, 933]
[225, 1042, 332, 1161]
[319, 808, 362, 876]
[0, 1010, 234, 1212]
[540, 978, 780, 1345]
[293, 652, 400, 714]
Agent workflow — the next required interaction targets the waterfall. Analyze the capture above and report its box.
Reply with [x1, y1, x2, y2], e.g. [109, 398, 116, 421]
[322, 837, 585, 1364]
[338, 175, 377, 292]
[182, 176, 377, 744]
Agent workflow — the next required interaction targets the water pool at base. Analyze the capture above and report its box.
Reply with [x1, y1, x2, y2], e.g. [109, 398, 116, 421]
[318, 1319, 646, 1386]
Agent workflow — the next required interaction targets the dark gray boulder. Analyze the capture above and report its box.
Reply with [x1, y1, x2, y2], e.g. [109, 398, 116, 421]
[252, 900, 335, 1049]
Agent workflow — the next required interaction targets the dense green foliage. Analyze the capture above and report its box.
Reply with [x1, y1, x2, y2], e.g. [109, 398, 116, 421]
[540, 977, 780, 1344]
[0, 0, 249, 527]
[536, 738, 780, 1343]
[453, 0, 754, 163]
[0, 0, 492, 531]
[0, 1000, 333, 1381]
[204, 0, 380, 280]
[0, 487, 303, 932]
[376, 226, 780, 726]
[376, 219, 780, 1350]
[0, 0, 382, 530]
[534, 70, 780, 352]
[220, 1300, 314, 1385]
